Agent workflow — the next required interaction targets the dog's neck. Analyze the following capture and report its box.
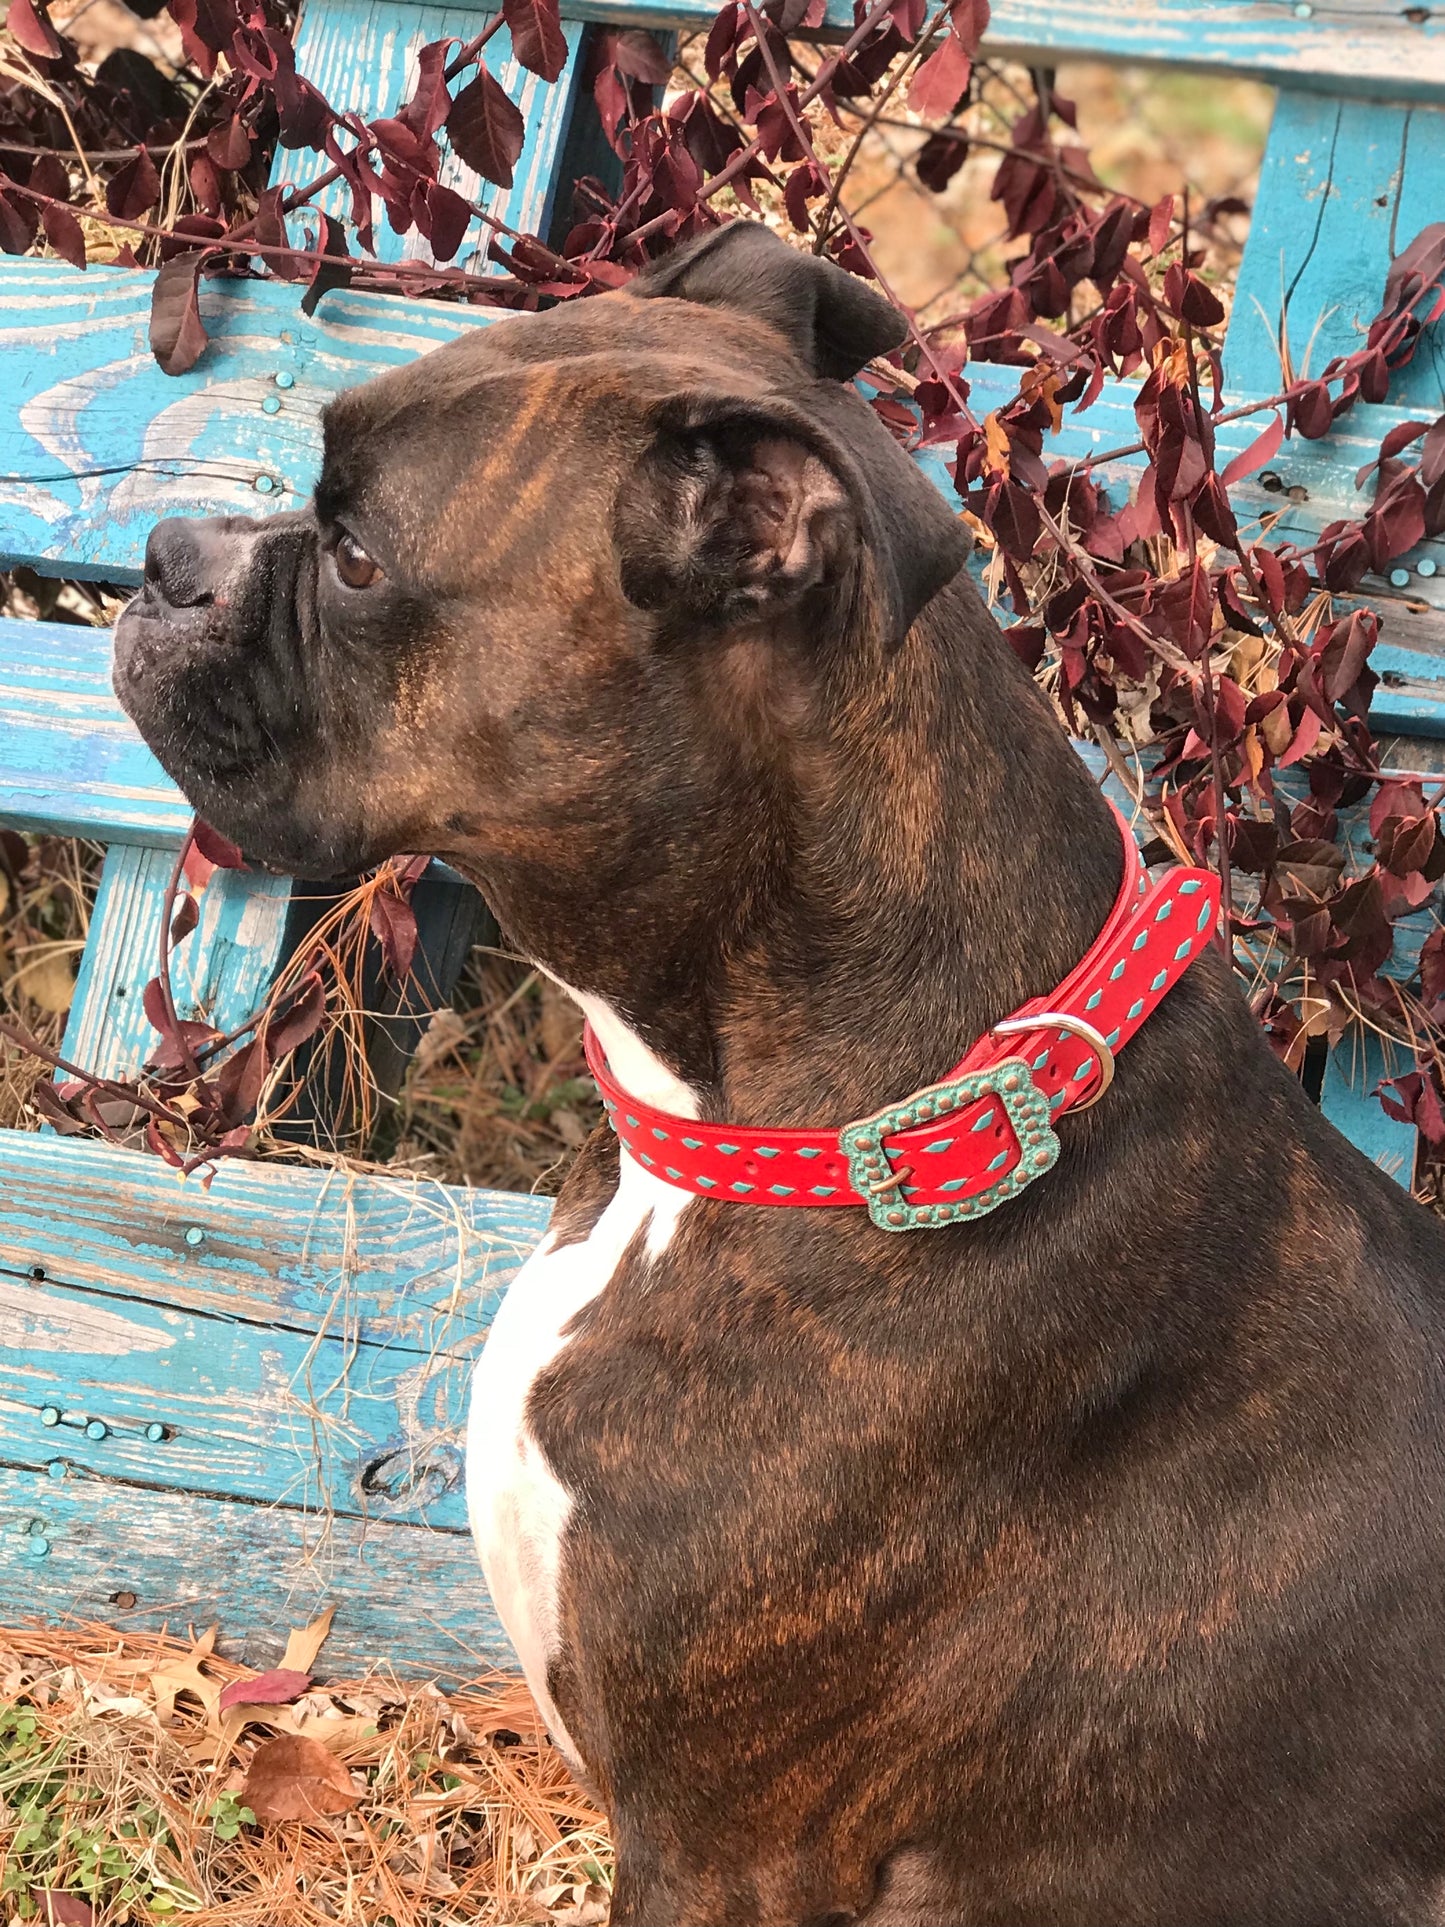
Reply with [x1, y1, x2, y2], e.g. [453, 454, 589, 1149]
[467, 573, 1124, 1129]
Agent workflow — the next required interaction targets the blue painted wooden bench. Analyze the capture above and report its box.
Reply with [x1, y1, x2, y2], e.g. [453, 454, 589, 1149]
[2, 0, 1444, 1677]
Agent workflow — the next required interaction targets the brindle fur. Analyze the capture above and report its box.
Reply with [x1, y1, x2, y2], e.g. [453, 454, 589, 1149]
[115, 225, 1445, 1927]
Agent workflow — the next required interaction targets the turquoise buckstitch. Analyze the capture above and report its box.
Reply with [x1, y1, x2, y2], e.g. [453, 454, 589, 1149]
[625, 1115, 639, 1130]
[769, 1183, 795, 1196]
[1155, 900, 1173, 921]
[938, 1178, 967, 1193]
[730, 1181, 754, 1195]
[639, 1152, 655, 1168]
[1131, 931, 1148, 952]
[1074, 1057, 1093, 1081]
[1197, 903, 1212, 932]
[970, 1108, 997, 1132]
[651, 1126, 669, 1141]
[1032, 1048, 1050, 1070]
[810, 1184, 836, 1197]
[986, 1150, 1009, 1173]
[665, 1167, 683, 1180]
[1085, 989, 1103, 1010]
[1150, 969, 1168, 991]
[1179, 879, 1202, 894]
[797, 1147, 823, 1160]
[922, 1137, 955, 1154]
[697, 1175, 716, 1188]
[1106, 1026, 1121, 1046]
[754, 1146, 781, 1158]
[1126, 998, 1145, 1022]
[681, 1136, 703, 1150]
[1110, 960, 1126, 980]
[1174, 939, 1192, 961]
[717, 1143, 741, 1155]
[1050, 1091, 1066, 1109]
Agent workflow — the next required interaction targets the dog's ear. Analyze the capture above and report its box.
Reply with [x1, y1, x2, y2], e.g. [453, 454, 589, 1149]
[632, 223, 905, 381]
[614, 397, 856, 630]
[614, 391, 971, 645]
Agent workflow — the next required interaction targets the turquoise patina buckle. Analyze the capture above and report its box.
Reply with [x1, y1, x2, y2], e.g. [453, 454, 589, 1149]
[840, 1058, 1062, 1233]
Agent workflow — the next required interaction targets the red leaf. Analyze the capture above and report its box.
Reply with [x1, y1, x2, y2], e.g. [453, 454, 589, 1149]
[169, 894, 200, 946]
[422, 182, 470, 262]
[1220, 411, 1283, 489]
[106, 145, 161, 221]
[149, 252, 211, 376]
[500, 0, 567, 78]
[142, 974, 174, 1040]
[0, 187, 37, 254]
[946, 0, 990, 55]
[369, 887, 419, 979]
[265, 972, 328, 1059]
[301, 212, 350, 318]
[915, 129, 968, 193]
[611, 24, 671, 81]
[1147, 193, 1173, 258]
[7, 0, 62, 57]
[1422, 415, 1445, 489]
[207, 115, 253, 170]
[1290, 381, 1333, 441]
[907, 32, 972, 118]
[193, 819, 247, 869]
[447, 66, 525, 188]
[218, 1667, 312, 1713]
[40, 201, 86, 268]
[29, 1892, 93, 1926]
[1177, 271, 1225, 329]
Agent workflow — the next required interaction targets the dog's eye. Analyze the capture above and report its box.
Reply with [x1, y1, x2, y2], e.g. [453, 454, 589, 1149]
[333, 532, 383, 590]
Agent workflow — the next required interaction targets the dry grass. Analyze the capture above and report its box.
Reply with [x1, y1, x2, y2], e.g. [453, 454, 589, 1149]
[0, 1620, 608, 1926]
[390, 954, 599, 1196]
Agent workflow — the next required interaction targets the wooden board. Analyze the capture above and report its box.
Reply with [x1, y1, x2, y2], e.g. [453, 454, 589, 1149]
[289, 1, 586, 279]
[0, 1464, 506, 1679]
[60, 847, 294, 1083]
[0, 1129, 550, 1668]
[1231, 93, 1445, 414]
[546, 0, 1445, 99]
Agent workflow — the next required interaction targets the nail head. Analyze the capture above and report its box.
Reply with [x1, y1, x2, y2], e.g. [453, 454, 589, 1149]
[262, 395, 281, 415]
[40, 1405, 60, 1427]
[185, 1226, 205, 1246]
[85, 1419, 108, 1441]
[274, 370, 295, 389]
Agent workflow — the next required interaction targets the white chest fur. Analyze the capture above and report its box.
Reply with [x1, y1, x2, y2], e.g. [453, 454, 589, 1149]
[466, 1019, 696, 1761]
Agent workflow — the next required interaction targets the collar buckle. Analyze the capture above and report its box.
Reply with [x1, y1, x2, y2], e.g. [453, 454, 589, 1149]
[840, 1059, 1061, 1233]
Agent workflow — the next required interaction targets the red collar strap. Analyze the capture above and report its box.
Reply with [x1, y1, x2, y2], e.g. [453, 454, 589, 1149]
[583, 817, 1220, 1233]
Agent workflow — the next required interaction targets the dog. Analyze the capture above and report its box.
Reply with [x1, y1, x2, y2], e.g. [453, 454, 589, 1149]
[116, 222, 1445, 1926]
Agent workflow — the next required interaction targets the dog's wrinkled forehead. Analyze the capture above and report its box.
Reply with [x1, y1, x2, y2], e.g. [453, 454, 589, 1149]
[315, 224, 907, 558]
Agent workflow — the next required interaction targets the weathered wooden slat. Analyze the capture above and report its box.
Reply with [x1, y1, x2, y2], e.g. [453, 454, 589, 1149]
[0, 1127, 548, 1341]
[0, 1463, 506, 1679]
[0, 268, 500, 579]
[0, 1129, 549, 1524]
[0, 616, 186, 842]
[543, 0, 1445, 98]
[0, 1260, 481, 1531]
[289, 1, 585, 278]
[1230, 93, 1445, 414]
[60, 845, 295, 1084]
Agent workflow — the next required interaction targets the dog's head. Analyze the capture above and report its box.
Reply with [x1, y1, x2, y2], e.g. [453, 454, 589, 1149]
[115, 225, 970, 904]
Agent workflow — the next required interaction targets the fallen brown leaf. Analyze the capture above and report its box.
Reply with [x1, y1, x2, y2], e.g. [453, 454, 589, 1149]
[31, 1892, 94, 1926]
[240, 1731, 363, 1822]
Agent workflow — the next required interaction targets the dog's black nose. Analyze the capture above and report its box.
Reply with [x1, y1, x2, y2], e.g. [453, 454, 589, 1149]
[143, 517, 224, 609]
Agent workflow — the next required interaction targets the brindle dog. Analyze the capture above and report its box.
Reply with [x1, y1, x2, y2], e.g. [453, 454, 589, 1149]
[116, 224, 1445, 1927]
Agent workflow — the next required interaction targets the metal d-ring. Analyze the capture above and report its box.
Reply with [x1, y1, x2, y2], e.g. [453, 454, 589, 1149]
[991, 1011, 1116, 1112]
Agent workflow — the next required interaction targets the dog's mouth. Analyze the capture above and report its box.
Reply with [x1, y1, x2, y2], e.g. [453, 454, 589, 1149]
[113, 593, 367, 881]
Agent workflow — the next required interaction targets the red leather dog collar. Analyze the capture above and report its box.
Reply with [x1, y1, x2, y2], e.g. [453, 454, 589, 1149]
[584, 817, 1220, 1231]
